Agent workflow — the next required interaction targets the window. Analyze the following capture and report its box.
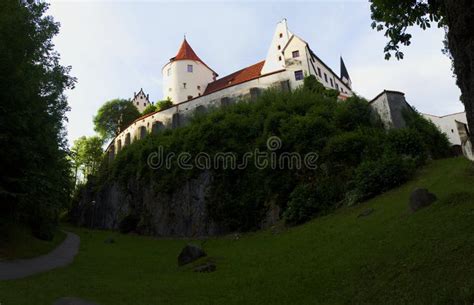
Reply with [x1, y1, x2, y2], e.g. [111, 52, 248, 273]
[197, 85, 201, 90]
[335, 83, 339, 90]
[187, 95, 193, 100]
[317, 67, 322, 77]
[187, 65, 193, 72]
[279, 33, 283, 38]
[169, 88, 172, 92]
[292, 50, 300, 58]
[136, 102, 139, 105]
[330, 79, 333, 87]
[183, 83, 187, 89]
[167, 68, 171, 76]
[294, 70, 304, 81]
[278, 56, 282, 61]
[277, 45, 281, 50]
[324, 73, 328, 82]
[143, 102, 146, 106]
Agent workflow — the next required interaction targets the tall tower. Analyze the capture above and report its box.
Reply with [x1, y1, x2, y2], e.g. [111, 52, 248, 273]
[162, 38, 217, 104]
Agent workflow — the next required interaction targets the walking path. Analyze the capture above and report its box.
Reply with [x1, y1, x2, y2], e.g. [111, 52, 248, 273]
[0, 231, 80, 280]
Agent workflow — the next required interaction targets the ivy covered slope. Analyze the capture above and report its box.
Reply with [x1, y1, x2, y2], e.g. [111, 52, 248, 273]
[94, 76, 451, 231]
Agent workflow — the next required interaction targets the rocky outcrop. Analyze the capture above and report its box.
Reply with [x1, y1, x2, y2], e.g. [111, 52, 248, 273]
[71, 171, 225, 237]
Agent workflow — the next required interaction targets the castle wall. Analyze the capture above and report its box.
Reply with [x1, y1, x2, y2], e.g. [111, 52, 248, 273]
[423, 112, 468, 146]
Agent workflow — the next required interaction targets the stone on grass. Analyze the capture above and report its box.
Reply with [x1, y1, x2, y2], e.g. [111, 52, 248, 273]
[358, 208, 375, 218]
[178, 244, 206, 266]
[409, 188, 437, 212]
[194, 262, 216, 273]
[104, 237, 115, 244]
[53, 297, 99, 305]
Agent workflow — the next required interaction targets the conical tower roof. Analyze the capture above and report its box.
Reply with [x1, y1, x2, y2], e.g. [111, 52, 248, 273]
[170, 38, 217, 76]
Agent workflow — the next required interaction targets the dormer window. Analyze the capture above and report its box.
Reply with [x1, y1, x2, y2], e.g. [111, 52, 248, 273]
[187, 64, 193, 72]
[292, 50, 300, 58]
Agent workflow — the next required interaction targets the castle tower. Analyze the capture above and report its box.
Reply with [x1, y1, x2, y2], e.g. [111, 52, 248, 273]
[132, 88, 151, 113]
[162, 38, 218, 104]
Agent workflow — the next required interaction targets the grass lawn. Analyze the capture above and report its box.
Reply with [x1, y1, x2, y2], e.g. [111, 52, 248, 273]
[0, 224, 66, 261]
[1, 157, 474, 305]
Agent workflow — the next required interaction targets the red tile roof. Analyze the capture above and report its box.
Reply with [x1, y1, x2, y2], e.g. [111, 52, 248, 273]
[204, 60, 265, 95]
[171, 39, 217, 75]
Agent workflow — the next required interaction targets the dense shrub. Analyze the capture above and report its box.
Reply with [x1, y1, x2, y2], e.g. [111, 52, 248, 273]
[354, 153, 416, 200]
[403, 109, 451, 159]
[386, 128, 427, 165]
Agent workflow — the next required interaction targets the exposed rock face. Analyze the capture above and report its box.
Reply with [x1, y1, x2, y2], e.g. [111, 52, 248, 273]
[71, 171, 224, 237]
[178, 244, 207, 266]
[409, 188, 437, 212]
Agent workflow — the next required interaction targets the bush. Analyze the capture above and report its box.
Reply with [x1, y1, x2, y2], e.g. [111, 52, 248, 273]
[403, 109, 451, 159]
[386, 128, 427, 165]
[354, 153, 416, 201]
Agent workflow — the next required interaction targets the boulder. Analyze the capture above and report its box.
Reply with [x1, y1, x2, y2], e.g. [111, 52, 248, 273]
[178, 244, 206, 266]
[409, 188, 437, 212]
[194, 262, 216, 273]
[104, 237, 115, 244]
[358, 208, 375, 218]
[53, 297, 99, 305]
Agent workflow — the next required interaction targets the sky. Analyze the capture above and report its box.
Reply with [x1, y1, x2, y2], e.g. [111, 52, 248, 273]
[46, 0, 464, 146]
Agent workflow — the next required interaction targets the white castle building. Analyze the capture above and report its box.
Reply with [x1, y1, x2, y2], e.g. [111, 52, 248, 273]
[107, 19, 471, 160]
[108, 20, 354, 156]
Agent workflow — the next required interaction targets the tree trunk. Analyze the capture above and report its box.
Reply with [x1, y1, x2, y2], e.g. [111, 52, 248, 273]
[444, 0, 474, 153]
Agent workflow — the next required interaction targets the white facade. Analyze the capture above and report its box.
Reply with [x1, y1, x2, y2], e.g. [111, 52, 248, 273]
[132, 89, 151, 113]
[162, 59, 216, 104]
[261, 19, 292, 75]
[423, 112, 468, 146]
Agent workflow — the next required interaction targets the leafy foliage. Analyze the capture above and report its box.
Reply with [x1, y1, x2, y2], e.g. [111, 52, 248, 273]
[369, 0, 446, 60]
[156, 98, 173, 111]
[71, 136, 104, 183]
[93, 99, 140, 141]
[0, 1, 75, 239]
[142, 104, 157, 115]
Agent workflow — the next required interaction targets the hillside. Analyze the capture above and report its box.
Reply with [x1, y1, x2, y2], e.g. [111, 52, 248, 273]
[2, 157, 474, 305]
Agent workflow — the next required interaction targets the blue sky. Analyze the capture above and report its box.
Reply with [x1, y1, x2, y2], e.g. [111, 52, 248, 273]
[47, 1, 463, 145]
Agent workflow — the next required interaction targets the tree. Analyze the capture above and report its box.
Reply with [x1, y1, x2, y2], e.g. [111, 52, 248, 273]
[142, 104, 157, 115]
[71, 136, 104, 183]
[93, 99, 140, 142]
[156, 98, 173, 111]
[370, 0, 474, 153]
[0, 0, 75, 239]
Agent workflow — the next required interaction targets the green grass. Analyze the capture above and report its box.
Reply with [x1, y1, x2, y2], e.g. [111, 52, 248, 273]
[1, 157, 474, 305]
[0, 224, 66, 261]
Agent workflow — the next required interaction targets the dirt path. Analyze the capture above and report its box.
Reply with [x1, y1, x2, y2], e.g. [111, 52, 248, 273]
[0, 232, 80, 280]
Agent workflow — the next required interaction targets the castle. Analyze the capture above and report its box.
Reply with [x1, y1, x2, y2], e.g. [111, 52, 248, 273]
[106, 19, 470, 160]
